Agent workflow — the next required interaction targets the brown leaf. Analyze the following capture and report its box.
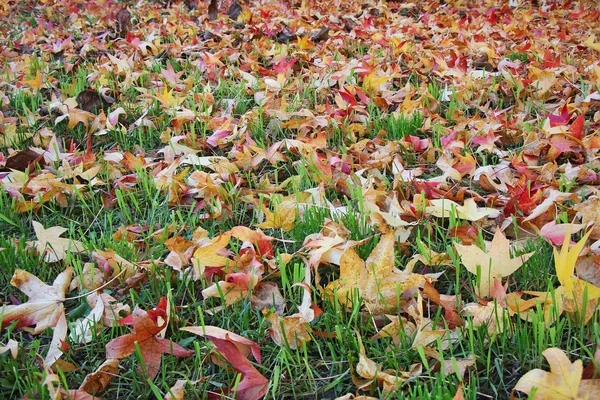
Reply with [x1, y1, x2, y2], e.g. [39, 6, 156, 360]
[3, 149, 45, 172]
[80, 358, 119, 395]
[208, 0, 218, 20]
[76, 89, 110, 114]
[226, 0, 242, 19]
[472, 53, 494, 72]
[251, 281, 285, 315]
[115, 8, 131, 37]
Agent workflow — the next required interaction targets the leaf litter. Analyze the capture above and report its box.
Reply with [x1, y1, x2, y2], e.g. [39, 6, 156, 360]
[1, 0, 600, 398]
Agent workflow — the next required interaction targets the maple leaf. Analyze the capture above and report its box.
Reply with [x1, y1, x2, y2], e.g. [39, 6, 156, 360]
[23, 71, 43, 92]
[32, 221, 83, 263]
[0, 268, 73, 367]
[426, 198, 499, 222]
[514, 348, 600, 399]
[105, 301, 193, 380]
[152, 87, 183, 109]
[363, 69, 390, 94]
[160, 62, 184, 87]
[191, 231, 231, 280]
[555, 230, 600, 299]
[552, 230, 600, 324]
[181, 326, 268, 400]
[256, 200, 297, 231]
[454, 227, 534, 297]
[326, 232, 431, 313]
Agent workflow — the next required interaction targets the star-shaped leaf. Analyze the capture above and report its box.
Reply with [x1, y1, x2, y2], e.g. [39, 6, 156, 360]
[455, 227, 533, 297]
[0, 268, 73, 366]
[32, 221, 83, 263]
[105, 300, 193, 380]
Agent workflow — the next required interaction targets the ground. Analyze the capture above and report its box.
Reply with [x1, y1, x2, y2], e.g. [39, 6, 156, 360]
[1, 0, 600, 399]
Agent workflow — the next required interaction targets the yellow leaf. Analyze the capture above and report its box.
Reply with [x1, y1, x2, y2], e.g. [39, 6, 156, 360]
[153, 87, 183, 109]
[191, 233, 231, 279]
[326, 233, 430, 313]
[297, 35, 312, 50]
[256, 201, 296, 231]
[583, 35, 600, 52]
[32, 221, 83, 263]
[514, 348, 600, 399]
[554, 229, 600, 300]
[24, 71, 43, 92]
[363, 70, 390, 94]
[454, 227, 533, 297]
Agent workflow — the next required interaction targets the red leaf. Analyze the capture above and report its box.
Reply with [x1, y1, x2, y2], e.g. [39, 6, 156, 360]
[181, 326, 267, 399]
[106, 302, 193, 380]
[210, 338, 268, 400]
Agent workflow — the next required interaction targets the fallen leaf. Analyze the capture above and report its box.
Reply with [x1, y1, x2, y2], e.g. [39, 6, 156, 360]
[1, 268, 73, 366]
[514, 347, 600, 399]
[79, 358, 119, 395]
[32, 221, 83, 263]
[455, 227, 534, 297]
[326, 232, 431, 313]
[105, 302, 193, 380]
[256, 200, 297, 231]
[181, 326, 268, 400]
[0, 339, 19, 359]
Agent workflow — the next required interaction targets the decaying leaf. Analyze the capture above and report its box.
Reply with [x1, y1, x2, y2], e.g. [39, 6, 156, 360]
[353, 331, 421, 397]
[79, 358, 119, 395]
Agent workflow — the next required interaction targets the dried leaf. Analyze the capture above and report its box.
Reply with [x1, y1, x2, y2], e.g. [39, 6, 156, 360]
[455, 227, 533, 297]
[105, 302, 193, 380]
[514, 348, 600, 399]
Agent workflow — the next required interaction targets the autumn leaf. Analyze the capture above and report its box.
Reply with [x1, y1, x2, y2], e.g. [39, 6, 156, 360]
[426, 198, 499, 222]
[554, 230, 600, 300]
[326, 232, 432, 313]
[363, 70, 391, 94]
[514, 348, 600, 399]
[552, 229, 600, 324]
[79, 358, 119, 395]
[0, 268, 73, 367]
[256, 200, 297, 231]
[31, 221, 83, 263]
[105, 300, 193, 380]
[191, 231, 232, 279]
[353, 331, 421, 397]
[454, 227, 534, 297]
[0, 339, 19, 359]
[181, 326, 268, 400]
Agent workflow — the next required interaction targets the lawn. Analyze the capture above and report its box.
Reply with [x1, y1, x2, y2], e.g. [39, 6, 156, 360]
[1, 0, 600, 399]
